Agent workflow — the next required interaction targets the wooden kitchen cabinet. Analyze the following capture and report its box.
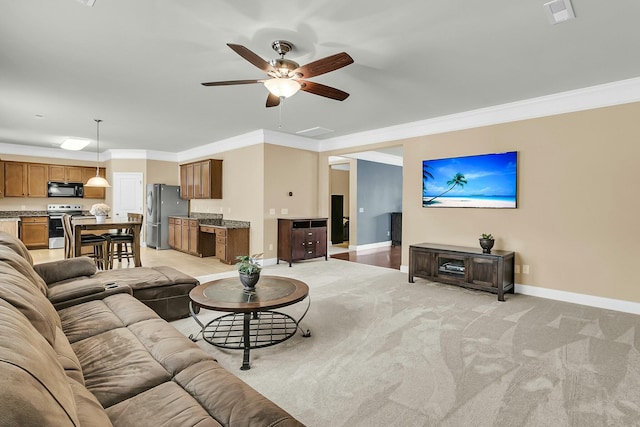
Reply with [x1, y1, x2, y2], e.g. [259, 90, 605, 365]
[82, 167, 107, 199]
[49, 165, 83, 182]
[169, 217, 217, 257]
[200, 225, 248, 264]
[277, 218, 328, 267]
[0, 161, 4, 198]
[179, 159, 222, 199]
[20, 216, 49, 249]
[4, 162, 47, 197]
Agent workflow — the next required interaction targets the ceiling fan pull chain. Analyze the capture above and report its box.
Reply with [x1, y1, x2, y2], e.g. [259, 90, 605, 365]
[278, 98, 283, 129]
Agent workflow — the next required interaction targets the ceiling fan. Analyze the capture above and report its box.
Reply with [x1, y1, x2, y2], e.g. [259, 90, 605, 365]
[201, 40, 354, 108]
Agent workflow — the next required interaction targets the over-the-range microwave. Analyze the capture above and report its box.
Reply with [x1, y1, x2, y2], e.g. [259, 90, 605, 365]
[47, 181, 84, 198]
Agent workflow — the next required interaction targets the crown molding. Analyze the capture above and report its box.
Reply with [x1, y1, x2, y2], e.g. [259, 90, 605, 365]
[318, 76, 640, 152]
[342, 151, 403, 167]
[176, 129, 264, 163]
[262, 129, 320, 152]
[105, 149, 177, 162]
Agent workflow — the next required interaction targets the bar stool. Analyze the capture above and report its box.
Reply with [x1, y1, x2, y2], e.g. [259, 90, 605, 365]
[62, 214, 109, 269]
[103, 213, 142, 269]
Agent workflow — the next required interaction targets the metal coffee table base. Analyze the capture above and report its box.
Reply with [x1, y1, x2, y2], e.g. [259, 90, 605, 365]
[189, 300, 311, 370]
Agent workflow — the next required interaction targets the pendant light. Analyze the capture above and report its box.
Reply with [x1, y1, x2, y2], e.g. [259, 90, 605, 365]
[85, 119, 111, 187]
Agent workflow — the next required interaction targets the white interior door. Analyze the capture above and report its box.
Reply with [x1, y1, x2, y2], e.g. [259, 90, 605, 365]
[112, 172, 144, 226]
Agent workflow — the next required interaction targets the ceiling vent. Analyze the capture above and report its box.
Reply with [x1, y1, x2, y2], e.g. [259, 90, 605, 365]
[76, 0, 96, 6]
[543, 0, 575, 24]
[296, 126, 334, 138]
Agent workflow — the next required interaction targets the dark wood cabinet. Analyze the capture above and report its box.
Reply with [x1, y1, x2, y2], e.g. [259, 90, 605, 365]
[408, 243, 515, 301]
[278, 218, 328, 267]
[391, 212, 402, 246]
[20, 216, 49, 249]
[0, 161, 4, 198]
[169, 218, 248, 263]
[179, 159, 222, 199]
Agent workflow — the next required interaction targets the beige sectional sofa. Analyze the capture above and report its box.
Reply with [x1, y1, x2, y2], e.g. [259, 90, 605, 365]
[0, 231, 304, 427]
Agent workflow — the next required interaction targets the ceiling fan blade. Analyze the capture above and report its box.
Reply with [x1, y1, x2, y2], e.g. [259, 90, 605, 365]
[201, 79, 262, 86]
[299, 80, 350, 101]
[227, 43, 275, 74]
[266, 92, 281, 108]
[293, 52, 353, 79]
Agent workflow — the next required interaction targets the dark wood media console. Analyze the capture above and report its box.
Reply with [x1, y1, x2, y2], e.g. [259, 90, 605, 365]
[408, 243, 515, 301]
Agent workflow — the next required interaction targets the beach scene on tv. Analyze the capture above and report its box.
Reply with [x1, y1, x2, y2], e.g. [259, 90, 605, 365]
[422, 151, 517, 208]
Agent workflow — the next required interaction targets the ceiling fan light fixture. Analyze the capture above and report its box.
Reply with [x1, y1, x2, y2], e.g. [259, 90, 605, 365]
[264, 78, 301, 98]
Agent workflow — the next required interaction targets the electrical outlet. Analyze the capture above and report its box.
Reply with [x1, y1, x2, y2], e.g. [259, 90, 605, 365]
[281, 208, 288, 215]
[269, 244, 273, 251]
[387, 231, 390, 236]
[523, 265, 530, 274]
[269, 208, 275, 215]
[515, 264, 521, 274]
[359, 207, 364, 213]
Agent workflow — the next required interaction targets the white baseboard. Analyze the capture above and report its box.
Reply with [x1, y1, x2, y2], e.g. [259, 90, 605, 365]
[516, 284, 640, 315]
[353, 241, 392, 252]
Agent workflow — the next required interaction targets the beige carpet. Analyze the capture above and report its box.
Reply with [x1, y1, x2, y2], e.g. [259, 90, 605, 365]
[171, 259, 640, 427]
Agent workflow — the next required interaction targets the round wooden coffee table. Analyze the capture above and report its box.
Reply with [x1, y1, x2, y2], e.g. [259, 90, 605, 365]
[189, 275, 311, 370]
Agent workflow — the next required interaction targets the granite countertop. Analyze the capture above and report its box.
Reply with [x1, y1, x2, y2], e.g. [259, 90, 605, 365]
[168, 213, 250, 229]
[0, 210, 48, 218]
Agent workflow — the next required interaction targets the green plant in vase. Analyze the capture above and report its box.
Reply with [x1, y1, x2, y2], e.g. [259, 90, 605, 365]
[236, 253, 263, 291]
[479, 233, 495, 253]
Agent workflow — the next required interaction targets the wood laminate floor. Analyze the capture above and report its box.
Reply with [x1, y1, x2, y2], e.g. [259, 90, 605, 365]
[330, 245, 401, 270]
[29, 246, 237, 278]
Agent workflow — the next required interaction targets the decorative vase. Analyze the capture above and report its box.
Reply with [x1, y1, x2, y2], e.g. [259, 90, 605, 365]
[239, 272, 260, 291]
[95, 214, 106, 223]
[479, 238, 495, 253]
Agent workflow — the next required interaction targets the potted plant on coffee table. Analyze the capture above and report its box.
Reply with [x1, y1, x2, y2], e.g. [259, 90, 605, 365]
[236, 253, 263, 291]
[479, 233, 495, 253]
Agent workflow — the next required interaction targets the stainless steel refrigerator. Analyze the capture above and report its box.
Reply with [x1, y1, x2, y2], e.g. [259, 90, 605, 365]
[146, 184, 188, 249]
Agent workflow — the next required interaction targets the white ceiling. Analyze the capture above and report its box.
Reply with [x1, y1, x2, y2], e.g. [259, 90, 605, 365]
[1, 0, 640, 154]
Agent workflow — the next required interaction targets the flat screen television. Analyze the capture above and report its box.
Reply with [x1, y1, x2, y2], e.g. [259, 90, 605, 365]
[422, 151, 517, 208]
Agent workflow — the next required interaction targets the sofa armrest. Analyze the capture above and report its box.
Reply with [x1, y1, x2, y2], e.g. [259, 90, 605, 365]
[33, 257, 98, 285]
[50, 282, 133, 311]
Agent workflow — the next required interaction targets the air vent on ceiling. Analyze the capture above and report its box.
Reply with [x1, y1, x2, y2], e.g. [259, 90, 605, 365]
[543, 0, 575, 24]
[76, 0, 96, 6]
[296, 126, 334, 138]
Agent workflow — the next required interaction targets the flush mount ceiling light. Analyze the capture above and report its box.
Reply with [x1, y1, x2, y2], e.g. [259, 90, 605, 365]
[85, 119, 111, 188]
[61, 137, 90, 151]
[543, 0, 576, 24]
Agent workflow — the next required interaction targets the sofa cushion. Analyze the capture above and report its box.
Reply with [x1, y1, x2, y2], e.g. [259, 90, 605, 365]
[106, 381, 220, 427]
[54, 326, 84, 385]
[0, 262, 61, 346]
[128, 318, 213, 375]
[0, 245, 48, 296]
[48, 277, 111, 304]
[72, 327, 172, 408]
[0, 299, 79, 426]
[174, 360, 304, 427]
[59, 299, 126, 344]
[0, 230, 34, 265]
[34, 256, 98, 286]
[68, 377, 113, 427]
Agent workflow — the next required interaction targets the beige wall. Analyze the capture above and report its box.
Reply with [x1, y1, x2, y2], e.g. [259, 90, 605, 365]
[189, 145, 264, 255]
[263, 143, 319, 259]
[322, 102, 640, 303]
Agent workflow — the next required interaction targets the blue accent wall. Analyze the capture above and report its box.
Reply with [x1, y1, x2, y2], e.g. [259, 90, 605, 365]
[356, 160, 402, 245]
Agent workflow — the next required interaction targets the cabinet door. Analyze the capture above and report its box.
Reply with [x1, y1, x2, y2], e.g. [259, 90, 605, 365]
[314, 227, 327, 257]
[174, 219, 183, 250]
[410, 248, 434, 279]
[20, 217, 48, 249]
[4, 163, 26, 197]
[186, 163, 194, 199]
[470, 257, 499, 287]
[0, 161, 4, 198]
[193, 162, 202, 199]
[198, 161, 207, 199]
[181, 221, 189, 251]
[82, 167, 106, 199]
[291, 229, 308, 260]
[189, 220, 199, 254]
[66, 166, 83, 182]
[180, 165, 188, 198]
[168, 218, 175, 248]
[27, 164, 48, 197]
[208, 159, 223, 199]
[49, 165, 66, 181]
